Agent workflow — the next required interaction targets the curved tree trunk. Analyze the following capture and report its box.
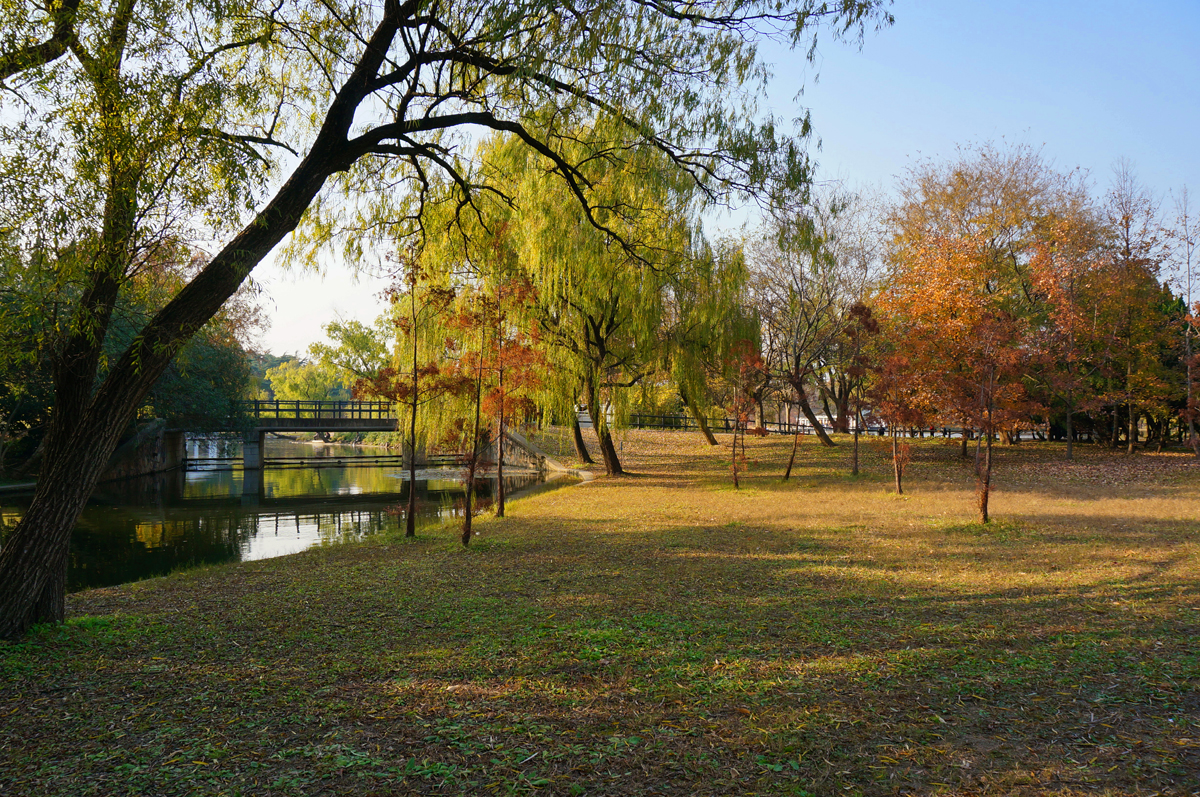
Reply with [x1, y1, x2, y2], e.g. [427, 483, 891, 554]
[792, 380, 836, 447]
[681, 390, 718, 446]
[783, 432, 801, 481]
[0, 18, 401, 636]
[0, 397, 138, 637]
[571, 416, 594, 464]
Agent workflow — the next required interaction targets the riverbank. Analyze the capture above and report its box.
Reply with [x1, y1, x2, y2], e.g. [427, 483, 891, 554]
[2, 430, 1197, 795]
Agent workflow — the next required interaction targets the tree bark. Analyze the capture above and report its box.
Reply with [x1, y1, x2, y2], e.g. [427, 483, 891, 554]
[783, 432, 801, 481]
[0, 400, 136, 637]
[891, 431, 903, 495]
[495, 413, 505, 519]
[571, 416, 593, 463]
[584, 377, 623, 475]
[851, 405, 860, 477]
[0, 7, 413, 637]
[977, 421, 993, 524]
[1065, 393, 1075, 462]
[681, 390, 718, 446]
[730, 422, 740, 488]
[406, 306, 420, 538]
[791, 378, 835, 447]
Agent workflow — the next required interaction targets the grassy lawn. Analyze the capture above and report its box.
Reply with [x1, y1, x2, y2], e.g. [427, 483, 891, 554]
[1, 430, 1198, 795]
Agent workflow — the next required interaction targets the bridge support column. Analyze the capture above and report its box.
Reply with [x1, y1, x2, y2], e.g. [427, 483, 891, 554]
[241, 466, 263, 505]
[242, 430, 266, 469]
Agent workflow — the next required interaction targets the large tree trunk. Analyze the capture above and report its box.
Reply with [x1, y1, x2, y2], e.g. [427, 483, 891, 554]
[791, 378, 836, 447]
[0, 399, 137, 637]
[584, 377, 623, 475]
[571, 416, 594, 463]
[0, 17, 404, 635]
[681, 390, 718, 446]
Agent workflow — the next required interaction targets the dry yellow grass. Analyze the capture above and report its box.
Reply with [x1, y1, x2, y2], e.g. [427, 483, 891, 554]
[1, 427, 1197, 795]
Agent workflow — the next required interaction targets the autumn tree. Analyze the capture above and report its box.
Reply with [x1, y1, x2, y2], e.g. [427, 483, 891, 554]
[1095, 162, 1177, 453]
[352, 253, 458, 538]
[878, 235, 1036, 521]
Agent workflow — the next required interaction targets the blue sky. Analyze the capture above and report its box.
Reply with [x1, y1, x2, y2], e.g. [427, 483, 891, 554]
[774, 0, 1200, 197]
[258, 0, 1200, 354]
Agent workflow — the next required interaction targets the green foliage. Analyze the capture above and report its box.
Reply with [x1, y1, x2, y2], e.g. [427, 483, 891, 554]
[309, 318, 394, 382]
[263, 360, 350, 402]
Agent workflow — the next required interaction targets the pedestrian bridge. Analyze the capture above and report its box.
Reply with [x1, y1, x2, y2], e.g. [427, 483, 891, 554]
[228, 400, 400, 467]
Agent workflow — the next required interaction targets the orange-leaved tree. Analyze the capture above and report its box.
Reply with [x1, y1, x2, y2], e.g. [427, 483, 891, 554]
[353, 250, 459, 538]
[877, 235, 1037, 520]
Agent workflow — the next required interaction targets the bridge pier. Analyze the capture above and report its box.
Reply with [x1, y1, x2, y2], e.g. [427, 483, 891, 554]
[243, 430, 266, 469]
[241, 466, 263, 505]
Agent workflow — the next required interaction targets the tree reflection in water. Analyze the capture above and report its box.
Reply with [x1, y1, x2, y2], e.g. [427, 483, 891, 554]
[0, 439, 551, 591]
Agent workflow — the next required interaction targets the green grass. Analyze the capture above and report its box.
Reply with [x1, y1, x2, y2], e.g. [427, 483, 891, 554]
[2, 429, 1198, 795]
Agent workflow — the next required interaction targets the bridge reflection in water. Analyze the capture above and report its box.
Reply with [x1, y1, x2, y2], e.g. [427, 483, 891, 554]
[0, 439, 564, 592]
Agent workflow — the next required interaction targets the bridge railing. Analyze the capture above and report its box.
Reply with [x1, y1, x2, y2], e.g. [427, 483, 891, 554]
[233, 400, 398, 421]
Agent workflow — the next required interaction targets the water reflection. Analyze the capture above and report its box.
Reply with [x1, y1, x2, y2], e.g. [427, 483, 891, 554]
[0, 438, 558, 592]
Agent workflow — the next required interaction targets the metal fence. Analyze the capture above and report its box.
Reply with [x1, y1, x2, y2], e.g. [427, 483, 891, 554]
[232, 400, 398, 421]
[626, 413, 867, 435]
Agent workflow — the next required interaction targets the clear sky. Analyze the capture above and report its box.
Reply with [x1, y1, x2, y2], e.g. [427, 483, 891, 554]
[255, 0, 1200, 355]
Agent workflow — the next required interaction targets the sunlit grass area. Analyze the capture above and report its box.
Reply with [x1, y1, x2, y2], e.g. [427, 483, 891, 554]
[2, 429, 1197, 795]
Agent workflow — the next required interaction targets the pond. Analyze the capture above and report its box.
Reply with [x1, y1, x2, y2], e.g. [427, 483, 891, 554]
[0, 438, 568, 593]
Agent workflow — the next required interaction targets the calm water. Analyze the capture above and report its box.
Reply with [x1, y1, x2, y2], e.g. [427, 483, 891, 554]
[0, 438, 562, 592]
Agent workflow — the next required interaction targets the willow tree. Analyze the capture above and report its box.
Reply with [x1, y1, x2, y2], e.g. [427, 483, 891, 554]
[471, 136, 740, 476]
[0, 0, 893, 637]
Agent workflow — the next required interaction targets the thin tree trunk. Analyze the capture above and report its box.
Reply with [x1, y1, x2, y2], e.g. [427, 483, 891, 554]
[974, 427, 993, 525]
[1127, 403, 1137, 455]
[1189, 328, 1199, 455]
[496, 405, 505, 518]
[1065, 394, 1075, 462]
[731, 421, 740, 489]
[783, 432, 801, 481]
[406, 396, 418, 538]
[851, 407, 860, 477]
[406, 301, 419, 537]
[462, 321, 487, 547]
[891, 431, 903, 495]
